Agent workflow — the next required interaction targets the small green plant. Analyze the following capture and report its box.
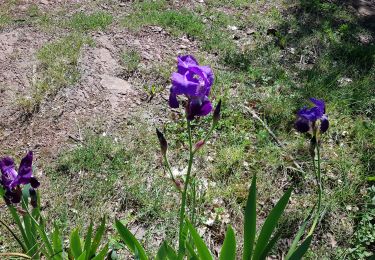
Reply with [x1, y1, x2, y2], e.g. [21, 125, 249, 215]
[18, 34, 92, 113]
[121, 49, 141, 74]
[346, 185, 375, 259]
[69, 11, 113, 31]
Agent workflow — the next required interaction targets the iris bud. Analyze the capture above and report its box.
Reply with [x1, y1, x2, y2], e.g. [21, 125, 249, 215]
[194, 140, 205, 151]
[213, 100, 222, 126]
[29, 188, 38, 208]
[156, 128, 168, 156]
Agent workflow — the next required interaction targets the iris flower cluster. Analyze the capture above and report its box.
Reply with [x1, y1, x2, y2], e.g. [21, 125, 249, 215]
[169, 55, 214, 120]
[0, 151, 39, 205]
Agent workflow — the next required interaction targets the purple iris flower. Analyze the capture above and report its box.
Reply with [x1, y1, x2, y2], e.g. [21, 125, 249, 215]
[0, 151, 40, 204]
[295, 98, 329, 134]
[169, 55, 214, 120]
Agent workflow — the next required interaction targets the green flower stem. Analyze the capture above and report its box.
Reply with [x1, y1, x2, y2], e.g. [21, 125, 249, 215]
[192, 123, 216, 155]
[191, 177, 197, 225]
[178, 119, 194, 254]
[163, 154, 182, 193]
[308, 141, 323, 236]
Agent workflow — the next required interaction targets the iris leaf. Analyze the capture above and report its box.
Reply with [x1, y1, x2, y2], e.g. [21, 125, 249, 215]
[289, 236, 313, 260]
[90, 217, 106, 256]
[243, 175, 257, 260]
[77, 251, 87, 260]
[156, 241, 177, 260]
[70, 228, 82, 258]
[52, 225, 64, 259]
[219, 225, 236, 260]
[8, 205, 30, 250]
[115, 219, 148, 260]
[252, 187, 292, 260]
[84, 221, 93, 259]
[186, 219, 213, 260]
[91, 243, 109, 260]
[259, 230, 282, 260]
[285, 207, 315, 260]
[185, 241, 199, 260]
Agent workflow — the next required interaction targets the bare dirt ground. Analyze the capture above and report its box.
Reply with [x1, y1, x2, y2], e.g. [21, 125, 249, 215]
[0, 1, 203, 163]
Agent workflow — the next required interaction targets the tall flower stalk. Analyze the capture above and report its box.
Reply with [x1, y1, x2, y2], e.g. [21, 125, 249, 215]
[295, 98, 329, 237]
[161, 55, 217, 255]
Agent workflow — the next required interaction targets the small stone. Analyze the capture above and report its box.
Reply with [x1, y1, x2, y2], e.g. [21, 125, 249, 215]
[246, 28, 256, 35]
[179, 44, 187, 49]
[227, 25, 238, 31]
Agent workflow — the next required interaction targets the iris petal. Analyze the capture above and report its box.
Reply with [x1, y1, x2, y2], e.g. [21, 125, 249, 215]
[12, 151, 33, 187]
[320, 115, 329, 133]
[187, 97, 213, 120]
[295, 117, 310, 133]
[309, 98, 326, 114]
[171, 72, 199, 96]
[0, 157, 18, 190]
[177, 55, 199, 74]
[169, 91, 179, 108]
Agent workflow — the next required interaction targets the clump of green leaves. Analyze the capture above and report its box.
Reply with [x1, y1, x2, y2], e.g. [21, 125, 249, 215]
[346, 186, 375, 259]
[121, 49, 141, 74]
[69, 11, 113, 31]
[122, 1, 204, 38]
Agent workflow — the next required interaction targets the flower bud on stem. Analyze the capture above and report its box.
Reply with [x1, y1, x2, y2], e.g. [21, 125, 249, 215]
[156, 128, 168, 157]
[213, 99, 222, 126]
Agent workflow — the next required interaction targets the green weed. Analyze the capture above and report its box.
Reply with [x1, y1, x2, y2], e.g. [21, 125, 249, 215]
[121, 49, 141, 74]
[68, 11, 113, 31]
[18, 34, 93, 113]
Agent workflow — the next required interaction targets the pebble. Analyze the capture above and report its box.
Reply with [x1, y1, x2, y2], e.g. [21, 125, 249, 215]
[227, 25, 238, 31]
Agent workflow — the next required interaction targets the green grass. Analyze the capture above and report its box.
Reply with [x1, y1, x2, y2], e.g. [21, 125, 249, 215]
[45, 128, 180, 252]
[18, 34, 93, 113]
[122, 4, 204, 39]
[121, 49, 141, 75]
[68, 11, 113, 31]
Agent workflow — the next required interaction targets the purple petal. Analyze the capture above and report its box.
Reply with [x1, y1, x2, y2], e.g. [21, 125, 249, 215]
[320, 115, 329, 133]
[177, 55, 199, 74]
[18, 151, 33, 179]
[187, 97, 212, 120]
[13, 151, 33, 187]
[5, 188, 21, 204]
[30, 177, 40, 188]
[295, 117, 310, 133]
[187, 66, 212, 96]
[171, 72, 199, 96]
[198, 65, 214, 88]
[0, 157, 18, 190]
[298, 107, 322, 121]
[309, 98, 326, 114]
[169, 91, 179, 108]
